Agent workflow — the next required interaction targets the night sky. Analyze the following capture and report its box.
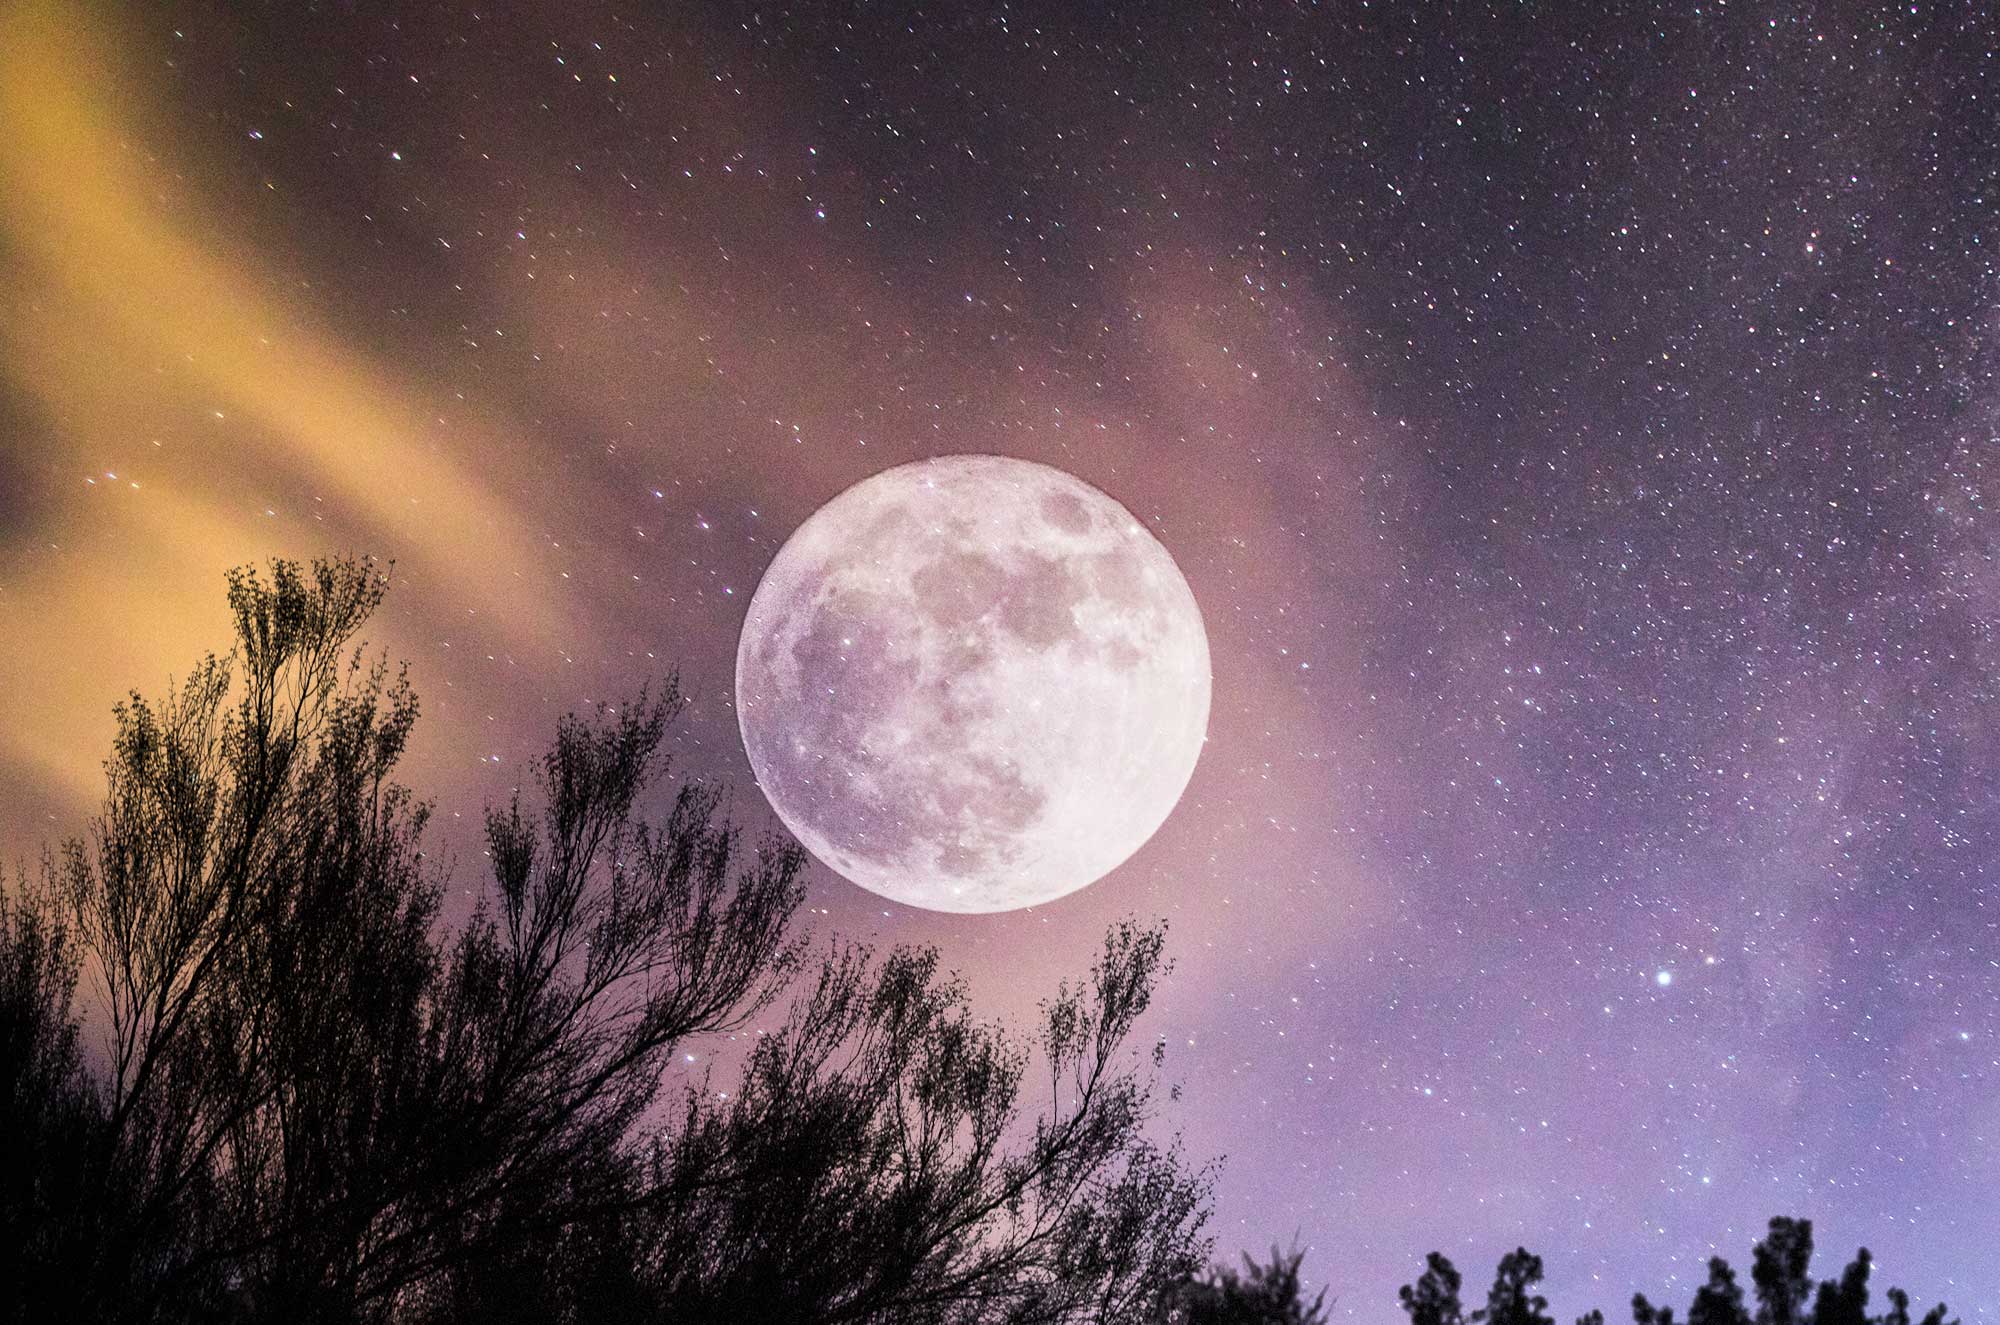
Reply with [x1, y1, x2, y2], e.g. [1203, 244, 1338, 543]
[3, 1, 1998, 1317]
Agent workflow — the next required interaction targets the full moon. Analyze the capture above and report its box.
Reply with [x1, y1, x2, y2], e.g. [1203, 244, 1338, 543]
[735, 456, 1211, 913]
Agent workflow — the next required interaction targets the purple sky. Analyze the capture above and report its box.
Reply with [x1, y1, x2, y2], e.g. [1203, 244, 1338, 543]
[3, 2, 1995, 1317]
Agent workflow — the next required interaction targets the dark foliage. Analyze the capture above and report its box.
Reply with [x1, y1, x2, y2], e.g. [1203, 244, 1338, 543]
[634, 922, 1212, 1323]
[1401, 1251, 1467, 1325]
[1753, 1218, 1817, 1325]
[1165, 1244, 1329, 1324]
[1689, 1257, 1752, 1325]
[0, 866, 100, 1314]
[0, 557, 1211, 1324]
[1401, 1218, 1960, 1325]
[1478, 1249, 1554, 1325]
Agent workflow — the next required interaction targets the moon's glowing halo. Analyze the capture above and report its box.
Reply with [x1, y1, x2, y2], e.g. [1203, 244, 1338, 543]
[734, 456, 1211, 913]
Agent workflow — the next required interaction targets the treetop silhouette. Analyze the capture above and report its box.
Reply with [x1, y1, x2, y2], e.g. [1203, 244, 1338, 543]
[1400, 1219, 1958, 1325]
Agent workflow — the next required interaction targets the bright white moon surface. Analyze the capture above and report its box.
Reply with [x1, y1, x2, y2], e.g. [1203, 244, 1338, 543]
[735, 456, 1211, 913]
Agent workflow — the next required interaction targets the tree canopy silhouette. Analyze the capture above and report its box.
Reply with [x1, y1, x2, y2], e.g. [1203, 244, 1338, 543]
[0, 556, 1212, 1324]
[1400, 1218, 1959, 1325]
[1148, 1212, 1977, 1325]
[1163, 1243, 1330, 1324]
[1400, 1250, 1467, 1325]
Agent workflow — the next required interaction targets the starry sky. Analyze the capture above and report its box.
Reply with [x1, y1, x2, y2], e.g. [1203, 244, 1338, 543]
[3, 1, 1997, 1317]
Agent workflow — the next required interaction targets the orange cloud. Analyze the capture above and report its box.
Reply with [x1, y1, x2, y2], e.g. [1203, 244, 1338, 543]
[0, 0, 585, 821]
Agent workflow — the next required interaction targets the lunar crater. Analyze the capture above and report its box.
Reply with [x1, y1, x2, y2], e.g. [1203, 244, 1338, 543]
[736, 455, 1210, 913]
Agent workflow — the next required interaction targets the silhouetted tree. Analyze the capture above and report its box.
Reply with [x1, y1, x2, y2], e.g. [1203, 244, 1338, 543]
[1, 556, 1213, 1324]
[1401, 1251, 1467, 1325]
[1166, 1243, 1329, 1324]
[1631, 1294, 1678, 1325]
[1476, 1249, 1554, 1325]
[631, 920, 1212, 1322]
[43, 558, 455, 1319]
[1400, 1219, 1960, 1325]
[0, 869, 103, 1321]
[31, 559, 809, 1320]
[1690, 1257, 1752, 1325]
[1752, 1218, 1817, 1325]
[1810, 1248, 1871, 1325]
[1883, 1289, 1956, 1325]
